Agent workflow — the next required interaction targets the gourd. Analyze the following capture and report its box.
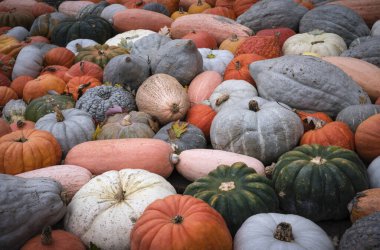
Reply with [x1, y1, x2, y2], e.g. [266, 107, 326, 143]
[130, 33, 171, 62]
[65, 39, 99, 55]
[187, 71, 222, 106]
[1, 99, 26, 123]
[29, 12, 69, 38]
[340, 36, 380, 67]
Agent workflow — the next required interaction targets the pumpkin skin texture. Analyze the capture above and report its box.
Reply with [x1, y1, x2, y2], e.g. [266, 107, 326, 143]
[29, 12, 69, 39]
[368, 157, 380, 188]
[339, 212, 380, 250]
[234, 213, 334, 250]
[44, 47, 75, 68]
[66, 75, 102, 101]
[348, 188, 380, 223]
[58, 1, 94, 17]
[0, 10, 35, 29]
[340, 37, 380, 67]
[151, 39, 203, 86]
[75, 85, 136, 123]
[130, 194, 232, 250]
[10, 75, 33, 98]
[0, 118, 11, 137]
[186, 104, 216, 139]
[249, 55, 371, 117]
[299, 4, 370, 46]
[256, 27, 297, 48]
[372, 20, 380, 36]
[272, 144, 369, 222]
[10, 120, 35, 131]
[184, 162, 278, 235]
[66, 38, 99, 55]
[65, 138, 175, 177]
[64, 169, 176, 250]
[187, 71, 222, 106]
[23, 74, 67, 103]
[235, 35, 282, 59]
[182, 30, 217, 49]
[2, 99, 27, 123]
[40, 65, 69, 80]
[136, 74, 190, 125]
[336, 104, 380, 132]
[355, 114, 380, 163]
[64, 61, 103, 82]
[0, 175, 66, 250]
[237, 0, 308, 33]
[0, 86, 17, 106]
[202, 7, 236, 20]
[77, 1, 110, 19]
[219, 34, 248, 55]
[105, 29, 155, 49]
[143, 3, 170, 16]
[0, 52, 15, 78]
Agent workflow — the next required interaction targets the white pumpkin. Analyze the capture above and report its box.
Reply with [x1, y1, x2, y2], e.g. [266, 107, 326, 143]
[283, 29, 347, 56]
[234, 213, 334, 250]
[105, 29, 155, 50]
[198, 48, 234, 76]
[368, 156, 380, 188]
[66, 39, 99, 55]
[64, 169, 176, 250]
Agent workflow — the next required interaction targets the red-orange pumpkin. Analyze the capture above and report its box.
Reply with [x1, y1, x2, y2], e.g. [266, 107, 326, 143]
[0, 53, 15, 78]
[182, 30, 217, 49]
[188, 0, 211, 13]
[40, 65, 69, 81]
[171, 7, 189, 20]
[349, 188, 380, 223]
[295, 110, 333, 132]
[202, 7, 236, 19]
[0, 72, 10, 87]
[0, 118, 11, 137]
[186, 103, 216, 139]
[44, 47, 75, 68]
[235, 35, 282, 58]
[232, 0, 258, 17]
[355, 114, 380, 163]
[64, 61, 103, 82]
[10, 120, 35, 131]
[10, 75, 33, 98]
[0, 86, 17, 106]
[23, 74, 66, 103]
[187, 70, 222, 106]
[66, 75, 102, 100]
[256, 27, 297, 48]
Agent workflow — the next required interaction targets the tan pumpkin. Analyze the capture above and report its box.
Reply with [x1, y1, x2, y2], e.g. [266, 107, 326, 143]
[219, 34, 248, 55]
[23, 74, 66, 103]
[355, 114, 380, 163]
[0, 86, 17, 106]
[136, 73, 190, 125]
[188, 0, 211, 13]
[329, 0, 380, 26]
[10, 75, 33, 98]
[187, 70, 222, 106]
[171, 7, 188, 20]
[348, 188, 380, 223]
[66, 75, 102, 100]
[44, 47, 75, 68]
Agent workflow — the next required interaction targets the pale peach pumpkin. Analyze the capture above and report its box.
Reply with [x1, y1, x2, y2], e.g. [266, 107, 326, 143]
[187, 71, 222, 106]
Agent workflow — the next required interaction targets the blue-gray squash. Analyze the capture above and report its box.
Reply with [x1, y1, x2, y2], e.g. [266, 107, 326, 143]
[130, 33, 171, 63]
[336, 104, 380, 132]
[341, 36, 380, 67]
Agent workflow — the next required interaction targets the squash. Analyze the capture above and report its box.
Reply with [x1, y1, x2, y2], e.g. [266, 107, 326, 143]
[105, 29, 155, 50]
[187, 70, 222, 106]
[272, 144, 369, 221]
[1, 99, 26, 123]
[0, 174, 66, 250]
[66, 39, 99, 55]
[249, 55, 371, 117]
[76, 1, 110, 19]
[10, 76, 32, 98]
[341, 37, 380, 67]
[355, 113, 380, 163]
[186, 104, 216, 139]
[372, 20, 380, 36]
[44, 47, 75, 68]
[234, 213, 334, 250]
[23, 74, 66, 103]
[295, 110, 333, 132]
[0, 118, 11, 137]
[219, 34, 248, 55]
[188, 0, 210, 13]
[0, 34, 22, 58]
[184, 162, 278, 235]
[368, 157, 380, 188]
[130, 33, 171, 62]
[233, 0, 259, 17]
[348, 188, 380, 223]
[0, 9, 35, 29]
[58, 1, 94, 17]
[171, 7, 188, 20]
[29, 12, 69, 38]
[136, 74, 190, 125]
[0, 53, 15, 78]
[64, 169, 176, 250]
[182, 30, 217, 49]
[198, 48, 233, 76]
[235, 35, 282, 59]
[0, 72, 10, 86]
[336, 104, 380, 132]
[130, 194, 233, 250]
[202, 7, 236, 20]
[5, 26, 29, 42]
[40, 65, 69, 80]
[66, 75, 102, 101]
[16, 164, 92, 202]
[143, 3, 170, 16]
[10, 120, 35, 131]
[256, 27, 297, 48]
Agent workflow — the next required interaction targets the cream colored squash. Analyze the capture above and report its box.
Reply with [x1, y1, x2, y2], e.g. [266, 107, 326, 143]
[105, 29, 155, 50]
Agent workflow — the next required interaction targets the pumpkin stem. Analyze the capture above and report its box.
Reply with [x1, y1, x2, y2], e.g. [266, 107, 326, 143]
[311, 40, 324, 45]
[16, 120, 25, 129]
[114, 190, 125, 202]
[77, 82, 92, 99]
[197, 0, 203, 5]
[310, 156, 327, 165]
[125, 57, 132, 63]
[248, 100, 260, 112]
[54, 107, 64, 122]
[215, 94, 229, 106]
[41, 226, 53, 245]
[207, 53, 216, 59]
[309, 118, 325, 130]
[171, 103, 180, 114]
[178, 6, 185, 13]
[172, 215, 184, 224]
[230, 34, 238, 42]
[219, 181, 235, 191]
[79, 61, 85, 73]
[98, 49, 105, 56]
[274, 222, 294, 242]
[234, 60, 241, 70]
[265, 163, 276, 179]
[120, 114, 132, 126]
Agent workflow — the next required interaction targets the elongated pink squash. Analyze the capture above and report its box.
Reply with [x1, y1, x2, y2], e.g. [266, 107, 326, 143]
[176, 149, 265, 181]
[188, 71, 223, 106]
[16, 165, 92, 202]
[113, 9, 173, 33]
[58, 1, 94, 17]
[65, 138, 175, 178]
[170, 14, 253, 44]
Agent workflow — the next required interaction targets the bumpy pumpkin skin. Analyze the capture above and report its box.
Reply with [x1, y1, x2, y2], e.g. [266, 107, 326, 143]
[185, 163, 278, 235]
[272, 144, 369, 222]
[1, 99, 26, 123]
[249, 55, 371, 117]
[0, 174, 66, 250]
[348, 188, 380, 223]
[64, 169, 176, 250]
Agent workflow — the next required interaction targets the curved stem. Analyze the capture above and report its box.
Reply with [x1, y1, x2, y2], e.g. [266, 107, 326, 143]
[273, 222, 294, 242]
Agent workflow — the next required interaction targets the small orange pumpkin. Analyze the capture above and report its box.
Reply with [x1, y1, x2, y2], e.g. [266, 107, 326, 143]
[66, 75, 102, 100]
[10, 75, 33, 98]
[256, 27, 297, 48]
[40, 65, 69, 80]
[235, 35, 282, 58]
[0, 118, 11, 137]
[295, 110, 333, 132]
[0, 53, 15, 78]
[186, 104, 216, 139]
[44, 47, 75, 68]
[202, 6, 236, 19]
[64, 61, 103, 82]
[0, 86, 17, 106]
[219, 34, 248, 55]
[349, 188, 380, 223]
[23, 74, 66, 103]
[355, 114, 380, 163]
[233, 0, 258, 17]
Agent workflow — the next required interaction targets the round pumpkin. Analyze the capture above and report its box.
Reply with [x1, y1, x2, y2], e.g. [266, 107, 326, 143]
[23, 74, 66, 103]
[336, 104, 380, 132]
[219, 34, 248, 55]
[0, 118, 11, 137]
[10, 75, 33, 98]
[40, 65, 69, 80]
[236, 35, 282, 58]
[0, 85, 17, 106]
[256, 27, 297, 48]
[182, 30, 217, 49]
[29, 12, 69, 38]
[66, 75, 102, 100]
[186, 103, 216, 139]
[355, 113, 380, 163]
[64, 60, 103, 82]
[44, 47, 75, 68]
[368, 156, 380, 188]
[187, 70, 222, 106]
[348, 188, 380, 223]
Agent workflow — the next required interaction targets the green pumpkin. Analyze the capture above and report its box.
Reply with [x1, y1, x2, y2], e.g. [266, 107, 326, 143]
[184, 162, 279, 235]
[29, 12, 69, 38]
[25, 94, 76, 122]
[51, 15, 114, 47]
[272, 144, 369, 222]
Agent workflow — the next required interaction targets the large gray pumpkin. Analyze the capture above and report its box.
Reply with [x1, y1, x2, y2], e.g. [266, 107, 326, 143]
[35, 108, 95, 157]
[75, 85, 137, 123]
[349, 36, 373, 49]
[150, 39, 203, 86]
[100, 4, 126, 23]
[341, 37, 380, 67]
[0, 174, 66, 250]
[6, 26, 29, 41]
[299, 4, 370, 46]
[131, 33, 171, 62]
[237, 0, 308, 33]
[249, 55, 371, 117]
[336, 104, 380, 132]
[210, 97, 304, 165]
[103, 54, 150, 92]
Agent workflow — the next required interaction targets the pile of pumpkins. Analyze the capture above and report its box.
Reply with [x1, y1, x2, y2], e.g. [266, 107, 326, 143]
[0, 0, 380, 249]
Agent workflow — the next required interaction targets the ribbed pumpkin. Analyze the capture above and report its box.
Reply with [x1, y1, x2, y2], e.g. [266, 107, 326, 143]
[170, 7, 188, 20]
[236, 35, 282, 58]
[130, 194, 233, 250]
[219, 34, 248, 55]
[77, 1, 110, 19]
[256, 27, 297, 48]
[348, 188, 380, 223]
[29, 12, 69, 38]
[184, 162, 279, 235]
[10, 75, 33, 98]
[182, 30, 217, 49]
[44, 47, 75, 68]
[355, 114, 380, 163]
[0, 34, 22, 58]
[0, 53, 15, 78]
[186, 104, 216, 139]
[0, 118, 11, 137]
[188, 0, 211, 13]
[336, 104, 380, 132]
[0, 86, 17, 106]
[23, 74, 66, 103]
[75, 44, 129, 68]
[66, 75, 102, 100]
[0, 9, 35, 29]
[232, 0, 258, 17]
[40, 65, 69, 80]
[187, 70, 222, 106]
[64, 61, 103, 82]
[0, 129, 62, 174]
[272, 144, 369, 221]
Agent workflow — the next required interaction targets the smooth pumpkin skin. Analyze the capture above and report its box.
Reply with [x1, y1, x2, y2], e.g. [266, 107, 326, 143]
[256, 27, 297, 48]
[368, 156, 380, 188]
[23, 74, 66, 103]
[29, 12, 69, 38]
[0, 118, 11, 137]
[186, 104, 216, 139]
[355, 114, 380, 163]
[44, 47, 75, 68]
[100, 4, 127, 23]
[66, 38, 99, 55]
[336, 104, 380, 132]
[10, 120, 35, 131]
[187, 70, 222, 106]
[64, 61, 103, 82]
[0, 86, 17, 106]
[203, 7, 236, 20]
[40, 65, 69, 80]
[58, 1, 94, 17]
[10, 75, 33, 98]
[219, 35, 248, 55]
[65, 138, 175, 177]
[348, 188, 380, 223]
[182, 30, 217, 49]
[130, 32, 172, 62]
[66, 75, 102, 101]
[130, 194, 233, 250]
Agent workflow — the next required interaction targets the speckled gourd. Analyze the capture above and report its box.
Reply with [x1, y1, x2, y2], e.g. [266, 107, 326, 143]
[2, 99, 26, 123]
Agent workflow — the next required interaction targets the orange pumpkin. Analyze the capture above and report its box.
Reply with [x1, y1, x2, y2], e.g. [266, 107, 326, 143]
[0, 26, 11, 35]
[0, 129, 62, 175]
[182, 30, 217, 49]
[295, 110, 333, 132]
[349, 188, 380, 223]
[300, 120, 355, 150]
[40, 65, 69, 80]
[123, 0, 147, 8]
[64, 61, 103, 82]
[130, 194, 233, 250]
[0, 118, 11, 137]
[219, 34, 248, 55]
[256, 27, 297, 48]
[44, 47, 75, 68]
[10, 120, 35, 131]
[355, 114, 380, 163]
[223, 53, 266, 86]
[202, 6, 236, 19]
[188, 0, 211, 13]
[235, 35, 282, 58]
[0, 86, 17, 106]
[23, 74, 66, 103]
[186, 104, 216, 139]
[214, 0, 233, 9]
[187, 70, 222, 106]
[233, 0, 258, 17]
[0, 53, 15, 78]
[66, 75, 102, 100]
[21, 36, 50, 46]
[10, 75, 33, 98]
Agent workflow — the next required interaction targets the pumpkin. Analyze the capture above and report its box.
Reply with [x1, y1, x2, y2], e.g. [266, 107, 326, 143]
[58, 1, 96, 17]
[233, 0, 258, 17]
[0, 72, 10, 86]
[23, 74, 66, 103]
[295, 109, 333, 132]
[211, 98, 304, 165]
[339, 212, 380, 250]
[2, 99, 26, 123]
[29, 12, 69, 38]
[5, 26, 29, 42]
[272, 144, 369, 221]
[368, 157, 380, 188]
[21, 35, 50, 45]
[64, 169, 176, 249]
[234, 213, 334, 250]
[66, 38, 99, 55]
[77, 1, 110, 19]
[0, 34, 22, 58]
[182, 30, 217, 49]
[130, 194, 233, 250]
[372, 20, 380, 36]
[40, 65, 69, 80]
[0, 174, 66, 250]
[198, 48, 233, 76]
[100, 3, 127, 23]
[103, 54, 150, 91]
[0, 9, 35, 29]
[355, 113, 380, 163]
[21, 227, 86, 250]
[186, 104, 216, 139]
[341, 37, 380, 67]
[143, 3, 170, 16]
[123, 0, 148, 9]
[0, 118, 11, 137]
[187, 70, 222, 106]
[65, 75, 101, 101]
[236, 35, 282, 59]
[10, 75, 33, 98]
[130, 32, 171, 62]
[214, 0, 233, 9]
[349, 36, 373, 49]
[202, 7, 236, 20]
[44, 47, 75, 68]
[10, 120, 35, 131]
[64, 61, 103, 82]
[0, 129, 62, 174]
[184, 162, 278, 235]
[348, 188, 380, 223]
[106, 29, 155, 50]
[16, 164, 92, 202]
[51, 15, 114, 47]
[256, 27, 297, 48]
[218, 34, 248, 55]
[0, 53, 15, 78]
[236, 0, 308, 33]
[25, 94, 75, 122]
[188, 0, 211, 13]
[136, 74, 190, 125]
[249, 55, 371, 117]
[299, 4, 370, 46]
[170, 7, 188, 20]
[0, 86, 17, 106]
[336, 104, 380, 132]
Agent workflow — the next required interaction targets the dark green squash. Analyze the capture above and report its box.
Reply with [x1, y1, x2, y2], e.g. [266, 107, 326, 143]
[341, 36, 380, 67]
[51, 15, 114, 47]
[76, 1, 110, 19]
[272, 144, 369, 222]
[29, 12, 69, 39]
[184, 162, 279, 235]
